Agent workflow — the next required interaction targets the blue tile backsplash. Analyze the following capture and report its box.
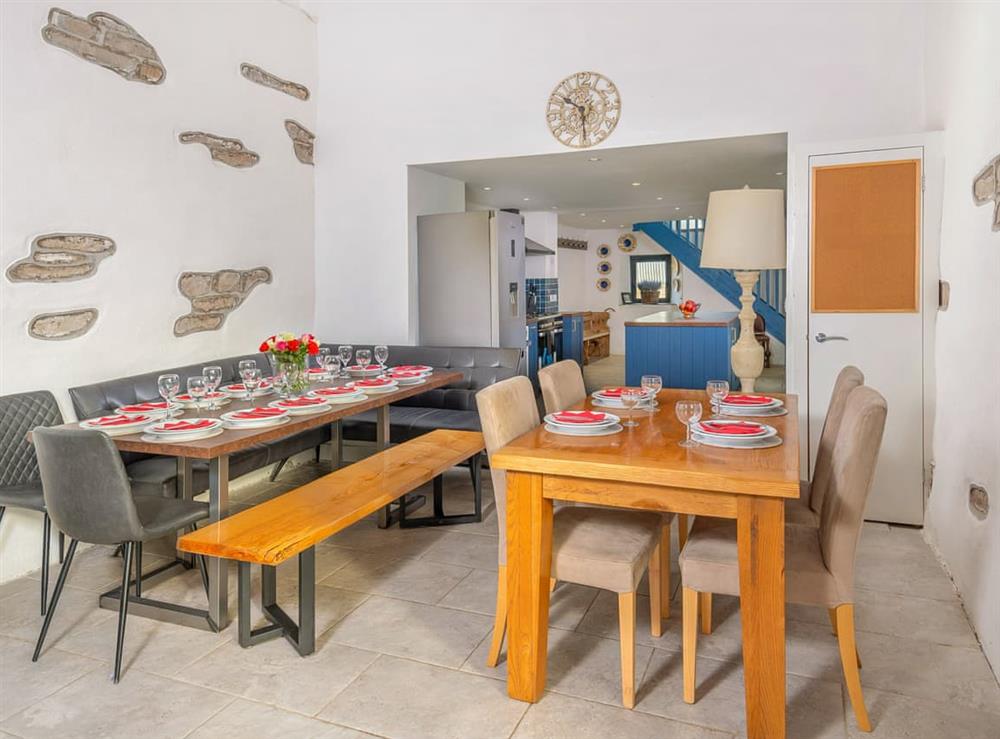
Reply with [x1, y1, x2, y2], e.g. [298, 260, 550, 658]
[526, 278, 559, 317]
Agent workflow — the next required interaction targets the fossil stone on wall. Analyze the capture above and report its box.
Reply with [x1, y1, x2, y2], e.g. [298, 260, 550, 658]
[41, 8, 165, 85]
[6, 233, 116, 283]
[240, 63, 309, 100]
[284, 120, 314, 165]
[29, 308, 99, 340]
[174, 267, 272, 337]
[972, 154, 1000, 232]
[179, 132, 260, 168]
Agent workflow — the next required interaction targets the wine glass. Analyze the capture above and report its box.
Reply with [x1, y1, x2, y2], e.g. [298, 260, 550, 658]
[640, 375, 662, 415]
[243, 368, 262, 400]
[316, 347, 331, 374]
[706, 380, 730, 419]
[238, 359, 257, 400]
[338, 345, 353, 376]
[322, 353, 339, 379]
[620, 388, 644, 428]
[374, 345, 389, 371]
[203, 366, 222, 410]
[675, 400, 704, 448]
[356, 348, 372, 369]
[186, 376, 207, 418]
[157, 374, 180, 409]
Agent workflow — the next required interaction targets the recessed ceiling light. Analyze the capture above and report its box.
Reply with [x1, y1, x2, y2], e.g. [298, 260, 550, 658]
[550, 206, 558, 210]
[579, 212, 586, 217]
[619, 224, 625, 228]
[656, 196, 664, 201]
[482, 186, 491, 191]
[674, 206, 681, 211]
[631, 182, 641, 187]
[775, 171, 784, 176]
[588, 156, 601, 162]
[522, 197, 531, 201]
[601, 219, 607, 223]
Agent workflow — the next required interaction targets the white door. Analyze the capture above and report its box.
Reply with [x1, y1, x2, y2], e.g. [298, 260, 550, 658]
[807, 147, 925, 524]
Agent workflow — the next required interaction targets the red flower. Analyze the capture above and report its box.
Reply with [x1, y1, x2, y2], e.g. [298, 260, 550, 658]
[288, 339, 300, 351]
[258, 341, 269, 352]
[306, 341, 319, 355]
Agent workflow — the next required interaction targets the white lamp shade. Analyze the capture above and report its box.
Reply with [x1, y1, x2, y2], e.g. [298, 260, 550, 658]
[700, 188, 786, 270]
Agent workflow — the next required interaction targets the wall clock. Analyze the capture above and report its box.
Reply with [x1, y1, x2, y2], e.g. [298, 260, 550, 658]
[546, 71, 621, 149]
[618, 233, 637, 252]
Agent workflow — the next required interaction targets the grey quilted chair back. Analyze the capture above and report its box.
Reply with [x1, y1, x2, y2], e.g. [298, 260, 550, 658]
[0, 390, 63, 488]
[32, 427, 145, 545]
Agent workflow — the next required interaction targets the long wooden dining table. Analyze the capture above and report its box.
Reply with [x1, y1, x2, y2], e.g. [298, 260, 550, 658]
[43, 370, 462, 633]
[490, 388, 799, 739]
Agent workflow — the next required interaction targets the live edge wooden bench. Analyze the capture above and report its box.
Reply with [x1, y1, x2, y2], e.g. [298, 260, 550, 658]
[177, 429, 485, 656]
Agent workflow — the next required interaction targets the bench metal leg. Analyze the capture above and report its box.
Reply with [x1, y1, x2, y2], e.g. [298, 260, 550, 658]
[399, 453, 484, 529]
[269, 457, 289, 482]
[237, 548, 316, 656]
[330, 420, 343, 469]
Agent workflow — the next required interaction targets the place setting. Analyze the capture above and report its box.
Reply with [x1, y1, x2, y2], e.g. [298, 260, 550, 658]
[310, 385, 369, 404]
[139, 417, 225, 443]
[268, 396, 332, 415]
[220, 406, 291, 429]
[79, 413, 156, 437]
[347, 377, 399, 394]
[543, 409, 623, 436]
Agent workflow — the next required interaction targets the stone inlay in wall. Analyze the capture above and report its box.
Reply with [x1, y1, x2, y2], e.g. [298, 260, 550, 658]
[6, 233, 116, 283]
[29, 308, 98, 340]
[179, 132, 260, 168]
[174, 267, 272, 337]
[41, 8, 165, 85]
[284, 120, 314, 165]
[240, 63, 309, 100]
[972, 154, 1000, 232]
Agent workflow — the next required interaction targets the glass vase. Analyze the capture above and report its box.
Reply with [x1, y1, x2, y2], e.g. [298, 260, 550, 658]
[274, 356, 308, 397]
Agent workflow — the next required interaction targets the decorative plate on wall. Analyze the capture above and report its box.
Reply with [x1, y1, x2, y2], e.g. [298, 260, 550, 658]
[596, 277, 611, 292]
[597, 260, 612, 274]
[597, 244, 611, 257]
[618, 233, 637, 252]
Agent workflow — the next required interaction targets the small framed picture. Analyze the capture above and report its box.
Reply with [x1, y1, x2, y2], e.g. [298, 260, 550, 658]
[621, 291, 634, 304]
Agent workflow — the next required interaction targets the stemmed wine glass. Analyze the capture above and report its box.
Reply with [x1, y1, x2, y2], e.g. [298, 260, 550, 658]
[706, 380, 730, 419]
[238, 359, 257, 400]
[374, 345, 389, 372]
[321, 352, 338, 379]
[641, 375, 662, 416]
[187, 376, 207, 418]
[243, 368, 262, 401]
[203, 366, 222, 410]
[316, 347, 331, 375]
[338, 345, 353, 377]
[675, 400, 704, 448]
[620, 388, 644, 428]
[356, 348, 372, 369]
[157, 374, 180, 411]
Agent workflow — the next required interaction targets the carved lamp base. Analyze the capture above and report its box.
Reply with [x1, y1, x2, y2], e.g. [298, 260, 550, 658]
[732, 270, 765, 392]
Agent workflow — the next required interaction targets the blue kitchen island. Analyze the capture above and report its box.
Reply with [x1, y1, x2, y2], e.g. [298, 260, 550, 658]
[625, 309, 739, 389]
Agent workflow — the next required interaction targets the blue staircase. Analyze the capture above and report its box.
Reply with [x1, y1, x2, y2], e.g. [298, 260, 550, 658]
[633, 220, 786, 344]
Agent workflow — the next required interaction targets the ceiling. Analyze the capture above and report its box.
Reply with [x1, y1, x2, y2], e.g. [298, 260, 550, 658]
[415, 133, 787, 229]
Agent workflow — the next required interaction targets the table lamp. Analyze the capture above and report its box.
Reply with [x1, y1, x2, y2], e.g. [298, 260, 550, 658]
[700, 187, 786, 392]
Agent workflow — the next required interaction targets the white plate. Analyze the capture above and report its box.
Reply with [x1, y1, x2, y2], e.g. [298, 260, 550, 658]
[323, 393, 369, 405]
[348, 380, 398, 394]
[147, 419, 223, 436]
[718, 405, 789, 418]
[591, 397, 655, 410]
[80, 416, 153, 436]
[389, 377, 426, 387]
[719, 395, 783, 410]
[175, 393, 230, 408]
[544, 411, 621, 429]
[693, 421, 776, 440]
[221, 383, 274, 398]
[268, 399, 331, 415]
[140, 427, 225, 443]
[346, 366, 383, 377]
[115, 402, 181, 416]
[222, 415, 292, 430]
[310, 387, 364, 399]
[390, 365, 433, 375]
[221, 408, 289, 423]
[545, 423, 623, 437]
[691, 433, 784, 450]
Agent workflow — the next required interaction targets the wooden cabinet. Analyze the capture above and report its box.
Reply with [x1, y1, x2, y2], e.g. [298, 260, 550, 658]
[582, 311, 610, 364]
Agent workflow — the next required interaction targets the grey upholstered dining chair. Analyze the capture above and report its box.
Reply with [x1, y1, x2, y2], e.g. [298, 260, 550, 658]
[31, 427, 211, 683]
[477, 376, 673, 708]
[0, 390, 67, 615]
[678, 385, 887, 732]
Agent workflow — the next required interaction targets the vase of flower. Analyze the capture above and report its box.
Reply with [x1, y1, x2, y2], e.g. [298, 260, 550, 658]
[259, 332, 319, 397]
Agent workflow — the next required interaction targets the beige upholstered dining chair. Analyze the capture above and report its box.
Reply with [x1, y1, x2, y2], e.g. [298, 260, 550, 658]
[538, 359, 587, 413]
[678, 385, 887, 732]
[477, 375, 672, 708]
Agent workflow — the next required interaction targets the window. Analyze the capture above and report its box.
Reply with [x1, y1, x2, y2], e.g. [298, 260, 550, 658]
[629, 254, 672, 302]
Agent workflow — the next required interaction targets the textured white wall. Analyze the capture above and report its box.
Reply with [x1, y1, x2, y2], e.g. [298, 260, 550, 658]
[0, 1, 316, 581]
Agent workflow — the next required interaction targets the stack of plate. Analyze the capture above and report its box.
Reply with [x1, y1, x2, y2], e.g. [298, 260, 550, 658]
[310, 386, 368, 404]
[175, 392, 230, 408]
[221, 380, 274, 398]
[79, 414, 153, 437]
[345, 364, 383, 378]
[142, 418, 224, 442]
[591, 387, 654, 409]
[115, 400, 180, 418]
[347, 378, 398, 394]
[221, 407, 290, 429]
[268, 396, 331, 415]
[385, 370, 426, 386]
[543, 410, 623, 436]
[718, 394, 786, 418]
[389, 365, 433, 376]
[307, 367, 332, 381]
[691, 420, 781, 449]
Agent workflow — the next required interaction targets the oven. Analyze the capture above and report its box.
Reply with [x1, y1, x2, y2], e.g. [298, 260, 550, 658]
[535, 315, 563, 370]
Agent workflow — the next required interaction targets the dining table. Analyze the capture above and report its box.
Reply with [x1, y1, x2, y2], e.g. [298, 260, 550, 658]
[490, 388, 799, 739]
[41, 369, 463, 633]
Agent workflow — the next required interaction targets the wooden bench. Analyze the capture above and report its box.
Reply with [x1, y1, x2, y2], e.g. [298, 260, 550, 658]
[177, 429, 485, 655]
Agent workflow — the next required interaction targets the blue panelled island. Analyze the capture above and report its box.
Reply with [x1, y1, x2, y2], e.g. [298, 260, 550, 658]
[625, 309, 739, 389]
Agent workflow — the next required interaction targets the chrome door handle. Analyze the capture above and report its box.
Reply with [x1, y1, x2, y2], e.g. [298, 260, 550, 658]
[815, 332, 848, 343]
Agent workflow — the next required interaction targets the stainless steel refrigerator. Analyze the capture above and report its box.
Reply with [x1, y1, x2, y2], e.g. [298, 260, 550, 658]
[417, 210, 526, 348]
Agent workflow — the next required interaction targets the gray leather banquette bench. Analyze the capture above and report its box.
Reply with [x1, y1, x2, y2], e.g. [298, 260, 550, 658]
[68, 346, 523, 497]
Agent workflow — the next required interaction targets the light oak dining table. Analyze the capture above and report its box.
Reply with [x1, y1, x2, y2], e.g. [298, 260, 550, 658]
[490, 388, 799, 739]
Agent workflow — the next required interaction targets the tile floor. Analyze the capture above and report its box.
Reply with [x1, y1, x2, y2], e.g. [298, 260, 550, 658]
[1, 456, 997, 738]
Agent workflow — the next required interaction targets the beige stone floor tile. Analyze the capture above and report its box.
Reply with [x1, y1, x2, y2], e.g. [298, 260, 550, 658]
[0, 669, 231, 739]
[327, 595, 493, 668]
[188, 698, 364, 738]
[514, 691, 734, 739]
[318, 655, 528, 739]
[0, 636, 102, 722]
[0, 576, 35, 602]
[323, 519, 448, 559]
[319, 550, 471, 604]
[179, 636, 378, 716]
[848, 686, 1000, 738]
[855, 531, 958, 601]
[0, 584, 113, 646]
[419, 531, 500, 571]
[26, 543, 173, 595]
[575, 589, 684, 650]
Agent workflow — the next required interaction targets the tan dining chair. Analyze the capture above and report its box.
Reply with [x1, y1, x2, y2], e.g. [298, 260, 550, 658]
[477, 375, 673, 708]
[678, 385, 887, 732]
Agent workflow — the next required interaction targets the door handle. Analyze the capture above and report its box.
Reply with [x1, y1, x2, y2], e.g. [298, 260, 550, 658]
[815, 332, 848, 343]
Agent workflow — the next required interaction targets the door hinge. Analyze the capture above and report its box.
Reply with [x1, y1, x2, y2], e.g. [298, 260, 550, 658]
[921, 174, 926, 192]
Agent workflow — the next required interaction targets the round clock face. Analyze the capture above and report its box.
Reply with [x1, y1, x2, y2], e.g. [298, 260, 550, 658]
[546, 71, 621, 149]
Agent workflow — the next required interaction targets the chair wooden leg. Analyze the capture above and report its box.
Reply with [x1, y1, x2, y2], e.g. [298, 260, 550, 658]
[618, 591, 636, 709]
[549, 577, 557, 593]
[828, 607, 838, 635]
[682, 586, 698, 704]
[486, 565, 508, 668]
[649, 542, 662, 638]
[699, 591, 713, 634]
[835, 604, 871, 732]
[677, 514, 689, 551]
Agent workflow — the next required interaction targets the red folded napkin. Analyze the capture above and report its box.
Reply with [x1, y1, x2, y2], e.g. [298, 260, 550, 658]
[699, 421, 764, 435]
[232, 408, 286, 419]
[355, 378, 392, 387]
[120, 401, 169, 412]
[722, 394, 773, 406]
[158, 419, 215, 431]
[307, 368, 327, 374]
[553, 411, 608, 424]
[92, 414, 149, 426]
[315, 386, 360, 396]
[389, 371, 423, 379]
[393, 365, 431, 373]
[176, 392, 224, 402]
[598, 387, 643, 398]
[278, 397, 326, 407]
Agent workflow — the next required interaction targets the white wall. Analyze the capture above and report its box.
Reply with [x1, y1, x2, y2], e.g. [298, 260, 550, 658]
[0, 1, 316, 581]
[923, 1, 1000, 674]
[523, 211, 558, 279]
[311, 1, 928, 348]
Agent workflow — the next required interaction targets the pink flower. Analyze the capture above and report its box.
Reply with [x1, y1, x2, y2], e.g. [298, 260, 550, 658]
[276, 341, 288, 351]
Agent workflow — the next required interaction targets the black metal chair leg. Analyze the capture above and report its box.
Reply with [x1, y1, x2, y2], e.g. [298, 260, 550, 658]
[41, 514, 51, 615]
[269, 457, 289, 482]
[314, 445, 321, 463]
[33, 539, 79, 661]
[113, 541, 135, 683]
[58, 532, 65, 564]
[134, 542, 143, 597]
[0, 506, 5, 526]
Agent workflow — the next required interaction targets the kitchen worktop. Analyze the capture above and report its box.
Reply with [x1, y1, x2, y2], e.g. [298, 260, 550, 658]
[625, 309, 738, 327]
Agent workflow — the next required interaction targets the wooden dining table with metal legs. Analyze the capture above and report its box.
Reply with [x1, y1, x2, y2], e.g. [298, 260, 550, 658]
[490, 389, 800, 739]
